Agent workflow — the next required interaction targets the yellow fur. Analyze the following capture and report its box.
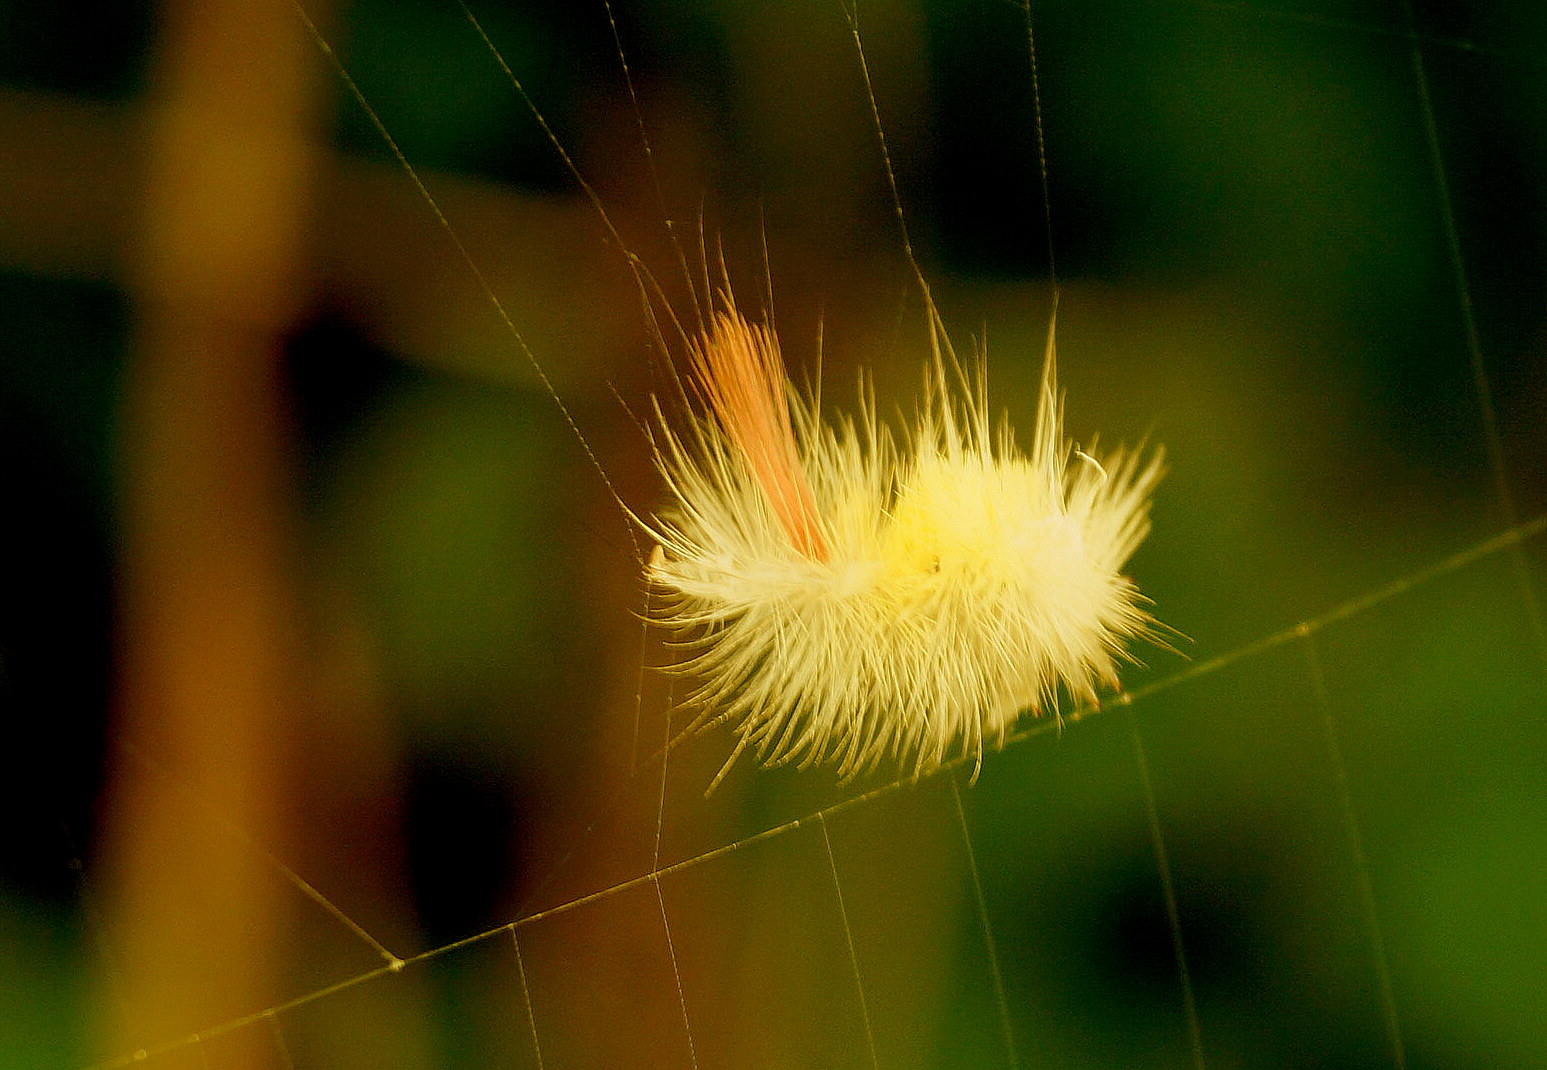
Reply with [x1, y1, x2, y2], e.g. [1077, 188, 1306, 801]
[646, 306, 1163, 783]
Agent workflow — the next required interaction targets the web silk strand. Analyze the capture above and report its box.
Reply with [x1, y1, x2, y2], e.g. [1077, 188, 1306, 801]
[951, 775, 1021, 1068]
[1127, 712, 1207, 1070]
[265, 1011, 297, 1070]
[511, 930, 547, 1070]
[1302, 634, 1408, 1070]
[119, 741, 402, 969]
[818, 813, 882, 1070]
[1020, 0, 1058, 289]
[1395, 0, 1547, 664]
[654, 878, 700, 1069]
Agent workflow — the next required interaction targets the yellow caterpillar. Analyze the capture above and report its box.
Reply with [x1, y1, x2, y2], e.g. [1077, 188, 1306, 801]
[646, 291, 1163, 787]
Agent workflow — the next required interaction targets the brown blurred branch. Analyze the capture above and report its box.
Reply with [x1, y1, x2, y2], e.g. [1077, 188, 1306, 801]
[98, 0, 321, 1062]
[0, 85, 638, 391]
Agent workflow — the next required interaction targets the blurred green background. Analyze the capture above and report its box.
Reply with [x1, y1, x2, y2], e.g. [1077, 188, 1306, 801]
[1, 0, 1544, 1067]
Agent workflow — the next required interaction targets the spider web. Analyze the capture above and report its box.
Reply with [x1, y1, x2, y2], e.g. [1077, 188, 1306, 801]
[2, 0, 1543, 1068]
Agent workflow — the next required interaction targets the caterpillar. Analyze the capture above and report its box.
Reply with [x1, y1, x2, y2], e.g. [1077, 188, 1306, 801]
[645, 287, 1163, 787]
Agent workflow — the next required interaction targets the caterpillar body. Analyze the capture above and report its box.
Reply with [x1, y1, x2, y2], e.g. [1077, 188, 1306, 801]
[644, 294, 1163, 786]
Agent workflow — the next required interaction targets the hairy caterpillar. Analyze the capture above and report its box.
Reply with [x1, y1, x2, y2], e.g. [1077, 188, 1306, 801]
[645, 288, 1163, 786]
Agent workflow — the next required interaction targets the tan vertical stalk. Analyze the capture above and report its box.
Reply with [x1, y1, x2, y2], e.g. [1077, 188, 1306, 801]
[100, 0, 322, 1062]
